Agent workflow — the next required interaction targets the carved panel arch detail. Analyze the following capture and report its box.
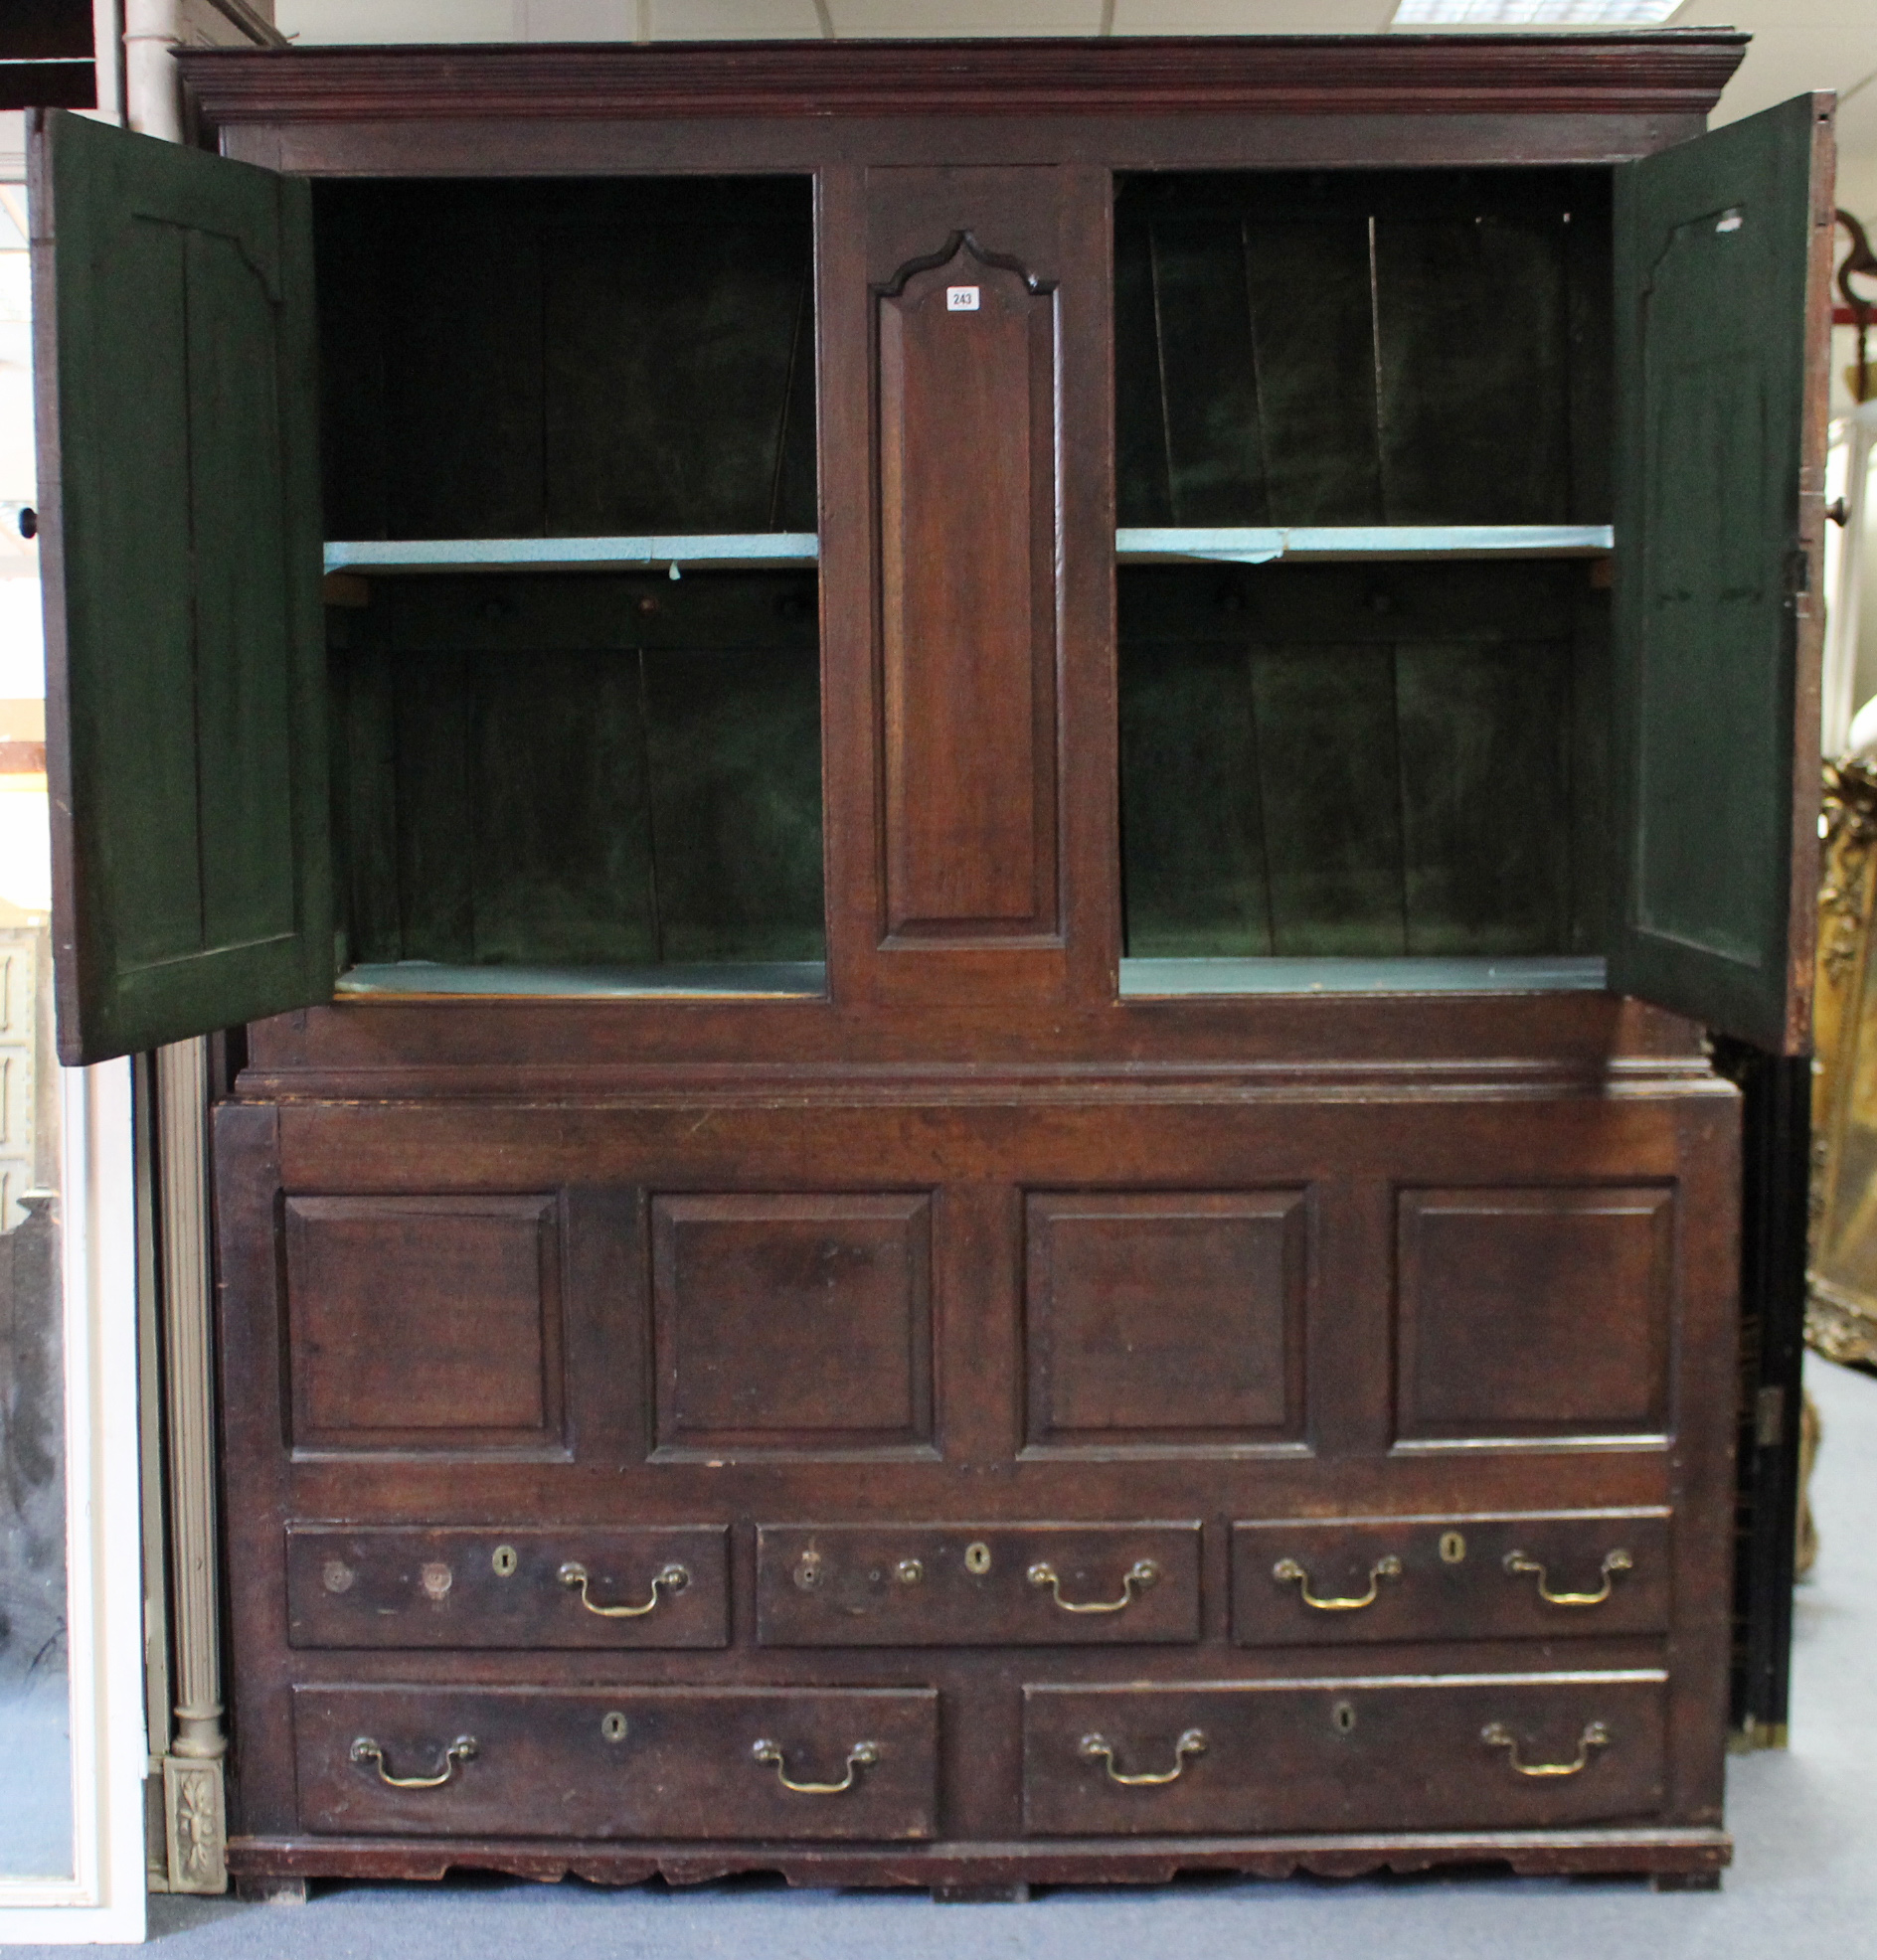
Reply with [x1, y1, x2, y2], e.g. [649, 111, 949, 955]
[876, 229, 1062, 942]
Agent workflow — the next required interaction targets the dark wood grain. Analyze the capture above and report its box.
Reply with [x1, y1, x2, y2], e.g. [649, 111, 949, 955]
[293, 1684, 938, 1840]
[174, 35, 1749, 128]
[1024, 1192, 1306, 1446]
[651, 1193, 934, 1455]
[755, 1523, 1200, 1645]
[1231, 1512, 1671, 1646]
[166, 30, 1788, 1897]
[283, 1194, 566, 1454]
[286, 1526, 730, 1649]
[1021, 1674, 1668, 1836]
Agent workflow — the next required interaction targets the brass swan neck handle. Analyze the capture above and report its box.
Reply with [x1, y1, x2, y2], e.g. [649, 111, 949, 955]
[1481, 1719, 1611, 1778]
[1273, 1553, 1403, 1611]
[559, 1559, 690, 1617]
[1080, 1728, 1207, 1787]
[350, 1735, 477, 1789]
[1028, 1557, 1160, 1613]
[751, 1738, 880, 1795]
[1501, 1548, 1632, 1607]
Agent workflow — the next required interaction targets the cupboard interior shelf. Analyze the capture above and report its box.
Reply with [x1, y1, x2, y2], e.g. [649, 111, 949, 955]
[1116, 526, 1615, 565]
[336, 960, 828, 999]
[1119, 956, 1610, 996]
[323, 534, 820, 575]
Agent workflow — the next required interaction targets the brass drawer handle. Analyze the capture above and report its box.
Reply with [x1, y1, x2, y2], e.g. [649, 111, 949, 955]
[1028, 1557, 1159, 1613]
[350, 1734, 477, 1790]
[751, 1738, 879, 1795]
[1273, 1553, 1402, 1611]
[1501, 1548, 1632, 1607]
[1080, 1727, 1207, 1787]
[1481, 1719, 1610, 1778]
[559, 1560, 689, 1618]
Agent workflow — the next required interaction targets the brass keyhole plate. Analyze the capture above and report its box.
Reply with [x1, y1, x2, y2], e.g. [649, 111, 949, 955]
[601, 1711, 629, 1742]
[1440, 1532, 1467, 1565]
[1332, 1701, 1358, 1734]
[491, 1545, 519, 1577]
[964, 1542, 993, 1575]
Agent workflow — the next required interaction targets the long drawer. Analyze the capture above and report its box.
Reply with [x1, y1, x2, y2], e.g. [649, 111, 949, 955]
[1022, 1672, 1667, 1836]
[1233, 1511, 1670, 1645]
[293, 1685, 938, 1840]
[756, 1523, 1201, 1645]
[286, 1527, 730, 1649]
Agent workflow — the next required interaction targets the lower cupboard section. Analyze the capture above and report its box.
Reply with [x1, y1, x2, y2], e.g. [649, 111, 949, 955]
[292, 1686, 938, 1841]
[1021, 1673, 1667, 1837]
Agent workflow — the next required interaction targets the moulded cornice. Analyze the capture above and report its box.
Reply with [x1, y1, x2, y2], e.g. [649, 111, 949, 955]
[173, 32, 1751, 128]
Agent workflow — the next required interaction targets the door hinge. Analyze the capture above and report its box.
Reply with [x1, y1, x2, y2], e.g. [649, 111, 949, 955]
[1785, 548, 1811, 596]
[1756, 1383, 1787, 1447]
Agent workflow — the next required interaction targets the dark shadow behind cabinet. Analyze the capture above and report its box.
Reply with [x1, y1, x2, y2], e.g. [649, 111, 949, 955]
[28, 33, 1831, 1888]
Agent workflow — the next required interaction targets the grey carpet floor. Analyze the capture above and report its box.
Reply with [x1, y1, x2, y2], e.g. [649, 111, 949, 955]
[49, 1359, 1877, 1953]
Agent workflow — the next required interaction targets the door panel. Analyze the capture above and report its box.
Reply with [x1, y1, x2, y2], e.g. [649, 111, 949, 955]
[1611, 94, 1833, 1052]
[30, 109, 329, 1063]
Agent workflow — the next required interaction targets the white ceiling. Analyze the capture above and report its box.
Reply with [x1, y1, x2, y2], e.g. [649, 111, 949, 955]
[270, 1, 1877, 166]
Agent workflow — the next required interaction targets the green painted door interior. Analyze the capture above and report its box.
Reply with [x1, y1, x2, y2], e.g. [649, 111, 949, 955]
[1610, 92, 1828, 1053]
[33, 109, 331, 1064]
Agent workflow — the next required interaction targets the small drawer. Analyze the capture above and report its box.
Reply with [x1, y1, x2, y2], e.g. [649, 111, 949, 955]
[286, 1527, 729, 1649]
[1023, 1671, 1666, 1837]
[756, 1523, 1201, 1645]
[1232, 1511, 1670, 1646]
[293, 1684, 938, 1840]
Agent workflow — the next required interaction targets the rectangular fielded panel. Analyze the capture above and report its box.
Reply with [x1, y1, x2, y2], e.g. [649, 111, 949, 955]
[1024, 1192, 1307, 1448]
[1395, 1186, 1674, 1442]
[651, 1193, 934, 1455]
[876, 221, 1061, 943]
[283, 1195, 565, 1454]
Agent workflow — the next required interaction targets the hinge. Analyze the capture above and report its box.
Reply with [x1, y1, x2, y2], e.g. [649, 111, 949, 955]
[1785, 548, 1811, 596]
[1756, 1383, 1787, 1448]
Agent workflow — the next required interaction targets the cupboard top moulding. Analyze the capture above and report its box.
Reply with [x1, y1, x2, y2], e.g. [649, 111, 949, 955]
[172, 33, 1749, 174]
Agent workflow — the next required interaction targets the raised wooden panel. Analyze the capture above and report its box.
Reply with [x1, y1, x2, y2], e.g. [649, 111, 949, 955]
[877, 234, 1059, 943]
[651, 1193, 934, 1455]
[1395, 1186, 1674, 1442]
[1024, 1192, 1307, 1449]
[283, 1195, 564, 1454]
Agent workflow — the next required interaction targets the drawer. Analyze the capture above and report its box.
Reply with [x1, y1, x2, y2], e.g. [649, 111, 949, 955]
[1232, 1511, 1670, 1645]
[293, 1685, 938, 1840]
[1023, 1671, 1666, 1837]
[756, 1523, 1200, 1645]
[286, 1527, 729, 1649]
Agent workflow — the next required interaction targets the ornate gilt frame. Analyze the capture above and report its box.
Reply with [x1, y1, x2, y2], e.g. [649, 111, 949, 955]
[1808, 759, 1877, 1365]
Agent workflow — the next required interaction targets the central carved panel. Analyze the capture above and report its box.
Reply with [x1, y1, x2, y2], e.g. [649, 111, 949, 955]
[877, 234, 1060, 941]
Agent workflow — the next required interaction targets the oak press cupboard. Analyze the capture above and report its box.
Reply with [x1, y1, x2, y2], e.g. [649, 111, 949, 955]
[30, 30, 1829, 1893]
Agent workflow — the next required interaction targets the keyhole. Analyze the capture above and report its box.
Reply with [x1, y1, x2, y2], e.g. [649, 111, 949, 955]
[491, 1545, 518, 1577]
[794, 1551, 823, 1591]
[1333, 1702, 1358, 1734]
[601, 1712, 629, 1743]
[964, 1542, 993, 1575]
[1440, 1532, 1467, 1565]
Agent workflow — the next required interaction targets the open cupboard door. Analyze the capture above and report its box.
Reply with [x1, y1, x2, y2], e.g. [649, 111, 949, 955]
[29, 109, 330, 1065]
[1610, 93, 1834, 1056]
